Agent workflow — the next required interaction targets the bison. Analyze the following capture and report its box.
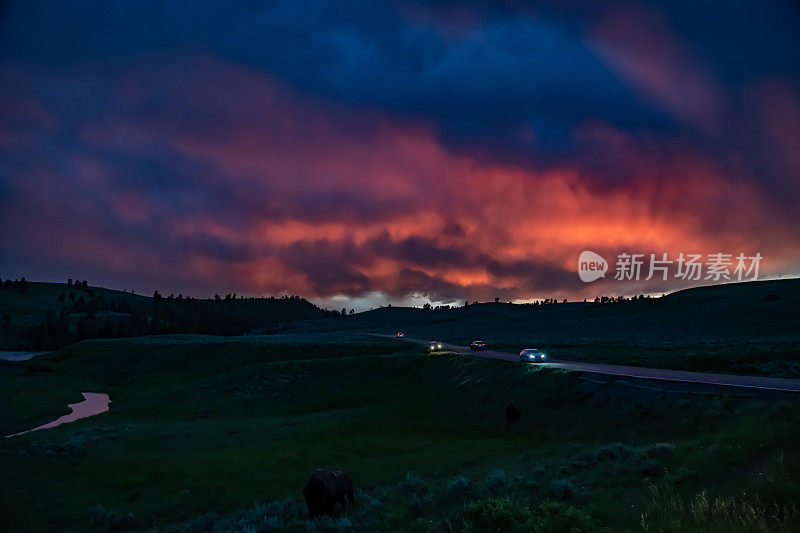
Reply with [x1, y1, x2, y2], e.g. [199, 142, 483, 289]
[506, 403, 521, 422]
[303, 469, 355, 518]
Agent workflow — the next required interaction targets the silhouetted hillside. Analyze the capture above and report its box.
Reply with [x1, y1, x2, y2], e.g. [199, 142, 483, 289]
[294, 278, 800, 345]
[0, 279, 324, 350]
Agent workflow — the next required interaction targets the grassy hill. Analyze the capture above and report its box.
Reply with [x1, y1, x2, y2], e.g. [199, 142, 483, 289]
[0, 280, 325, 350]
[291, 278, 800, 377]
[1, 333, 799, 531]
[295, 278, 800, 342]
[0, 281, 149, 348]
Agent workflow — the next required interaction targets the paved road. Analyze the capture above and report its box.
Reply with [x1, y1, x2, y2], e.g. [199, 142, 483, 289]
[378, 335, 800, 394]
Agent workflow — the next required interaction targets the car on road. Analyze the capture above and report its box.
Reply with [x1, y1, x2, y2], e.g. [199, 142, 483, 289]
[470, 340, 487, 351]
[396, 332, 404, 337]
[428, 341, 443, 352]
[519, 348, 547, 363]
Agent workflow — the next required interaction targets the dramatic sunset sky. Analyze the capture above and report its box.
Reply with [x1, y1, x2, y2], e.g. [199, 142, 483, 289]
[1, 1, 799, 309]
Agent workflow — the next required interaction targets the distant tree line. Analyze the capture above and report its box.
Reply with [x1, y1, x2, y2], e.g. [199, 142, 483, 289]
[321, 308, 356, 318]
[593, 294, 653, 304]
[517, 298, 568, 306]
[66, 278, 89, 290]
[377, 295, 654, 311]
[21, 279, 327, 350]
[1, 277, 28, 293]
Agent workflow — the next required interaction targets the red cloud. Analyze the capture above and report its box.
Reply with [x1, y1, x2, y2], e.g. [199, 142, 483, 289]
[1, 55, 798, 304]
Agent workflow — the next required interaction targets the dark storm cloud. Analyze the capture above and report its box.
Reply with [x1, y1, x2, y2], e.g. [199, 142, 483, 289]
[5, 0, 797, 192]
[0, 0, 669, 157]
[364, 233, 476, 269]
[3, 0, 796, 168]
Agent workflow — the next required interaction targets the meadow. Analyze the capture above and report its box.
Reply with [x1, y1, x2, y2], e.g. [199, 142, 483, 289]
[2, 333, 799, 531]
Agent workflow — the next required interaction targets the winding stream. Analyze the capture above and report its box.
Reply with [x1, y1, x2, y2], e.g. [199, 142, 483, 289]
[0, 351, 48, 362]
[6, 392, 111, 438]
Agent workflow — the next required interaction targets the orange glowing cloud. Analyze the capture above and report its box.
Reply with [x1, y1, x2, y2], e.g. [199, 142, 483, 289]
[2, 54, 799, 303]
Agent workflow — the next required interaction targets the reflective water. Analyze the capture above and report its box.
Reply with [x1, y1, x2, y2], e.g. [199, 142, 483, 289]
[6, 392, 111, 438]
[0, 351, 47, 362]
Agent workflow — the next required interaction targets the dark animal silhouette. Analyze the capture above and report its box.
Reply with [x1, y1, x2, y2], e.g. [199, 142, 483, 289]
[303, 469, 355, 518]
[506, 403, 521, 422]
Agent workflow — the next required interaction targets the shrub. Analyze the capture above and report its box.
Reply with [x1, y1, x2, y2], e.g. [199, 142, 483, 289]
[596, 442, 632, 461]
[86, 506, 135, 531]
[113, 512, 136, 531]
[307, 515, 353, 532]
[396, 471, 424, 494]
[353, 488, 384, 530]
[180, 490, 384, 532]
[641, 488, 800, 532]
[229, 498, 308, 530]
[180, 512, 219, 532]
[531, 501, 595, 532]
[640, 460, 665, 478]
[459, 497, 533, 531]
[647, 442, 675, 459]
[408, 494, 424, 517]
[446, 475, 472, 497]
[572, 442, 632, 470]
[512, 475, 538, 491]
[29, 436, 87, 457]
[550, 478, 575, 501]
[484, 469, 508, 492]
[88, 504, 115, 526]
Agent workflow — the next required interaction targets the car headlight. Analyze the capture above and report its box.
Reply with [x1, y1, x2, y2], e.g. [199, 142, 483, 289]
[437, 344, 442, 349]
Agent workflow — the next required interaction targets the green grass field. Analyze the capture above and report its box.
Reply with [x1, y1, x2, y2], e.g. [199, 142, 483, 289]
[2, 333, 799, 531]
